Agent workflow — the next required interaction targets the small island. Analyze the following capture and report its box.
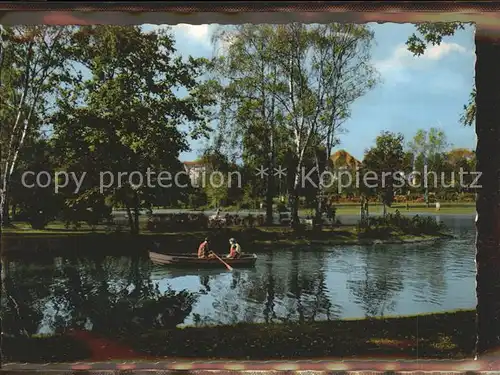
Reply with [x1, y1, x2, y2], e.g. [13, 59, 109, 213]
[2, 208, 455, 256]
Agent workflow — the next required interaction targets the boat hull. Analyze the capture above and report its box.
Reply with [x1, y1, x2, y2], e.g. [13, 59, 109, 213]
[149, 251, 257, 268]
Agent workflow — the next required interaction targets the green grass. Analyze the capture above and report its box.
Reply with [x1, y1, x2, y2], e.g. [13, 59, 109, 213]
[299, 202, 475, 216]
[2, 224, 450, 252]
[2, 334, 92, 363]
[124, 309, 475, 359]
[2, 310, 476, 362]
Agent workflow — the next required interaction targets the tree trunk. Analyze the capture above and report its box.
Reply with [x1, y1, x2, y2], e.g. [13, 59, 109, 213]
[360, 195, 366, 226]
[290, 168, 301, 228]
[265, 177, 274, 225]
[125, 205, 135, 235]
[290, 190, 300, 228]
[313, 154, 327, 230]
[314, 191, 323, 230]
[475, 34, 500, 356]
[133, 191, 140, 235]
[0, 188, 9, 226]
[265, 135, 275, 225]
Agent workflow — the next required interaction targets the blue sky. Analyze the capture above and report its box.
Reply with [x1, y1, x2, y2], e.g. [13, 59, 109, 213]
[146, 23, 476, 162]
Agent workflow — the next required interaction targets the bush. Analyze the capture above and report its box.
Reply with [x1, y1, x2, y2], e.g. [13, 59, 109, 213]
[357, 210, 446, 238]
[27, 210, 53, 229]
[146, 213, 209, 232]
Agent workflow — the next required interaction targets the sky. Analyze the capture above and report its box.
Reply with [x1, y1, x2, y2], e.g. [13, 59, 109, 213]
[144, 23, 476, 162]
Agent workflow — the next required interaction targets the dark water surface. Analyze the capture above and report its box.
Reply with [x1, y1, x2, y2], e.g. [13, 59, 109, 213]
[1, 215, 476, 335]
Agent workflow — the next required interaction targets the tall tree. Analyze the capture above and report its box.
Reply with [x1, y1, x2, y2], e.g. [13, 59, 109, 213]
[51, 26, 213, 234]
[272, 23, 378, 227]
[363, 131, 406, 216]
[210, 25, 286, 224]
[308, 24, 378, 226]
[0, 26, 74, 226]
[407, 127, 448, 206]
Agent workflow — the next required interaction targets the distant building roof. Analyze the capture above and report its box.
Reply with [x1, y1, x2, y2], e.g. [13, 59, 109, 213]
[330, 150, 362, 168]
[183, 160, 205, 167]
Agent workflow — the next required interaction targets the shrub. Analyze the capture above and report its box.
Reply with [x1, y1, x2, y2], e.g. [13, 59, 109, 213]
[357, 210, 446, 238]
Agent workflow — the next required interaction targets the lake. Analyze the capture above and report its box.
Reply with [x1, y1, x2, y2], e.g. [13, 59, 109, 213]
[1, 214, 476, 335]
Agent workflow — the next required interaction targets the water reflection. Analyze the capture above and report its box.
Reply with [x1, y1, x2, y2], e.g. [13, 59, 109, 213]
[1, 215, 476, 335]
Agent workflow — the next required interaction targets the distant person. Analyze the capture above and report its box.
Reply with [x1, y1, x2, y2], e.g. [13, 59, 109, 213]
[227, 238, 242, 259]
[198, 237, 214, 259]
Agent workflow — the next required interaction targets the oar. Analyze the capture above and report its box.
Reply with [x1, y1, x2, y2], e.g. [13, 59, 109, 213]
[211, 252, 233, 271]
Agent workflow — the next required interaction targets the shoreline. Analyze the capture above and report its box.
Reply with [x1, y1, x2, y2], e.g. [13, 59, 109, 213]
[131, 309, 475, 360]
[3, 309, 475, 362]
[1, 226, 454, 255]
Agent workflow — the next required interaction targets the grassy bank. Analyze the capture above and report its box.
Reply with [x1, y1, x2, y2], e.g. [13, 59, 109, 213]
[2, 334, 92, 363]
[300, 202, 475, 216]
[2, 310, 475, 362]
[126, 309, 475, 360]
[2, 224, 452, 256]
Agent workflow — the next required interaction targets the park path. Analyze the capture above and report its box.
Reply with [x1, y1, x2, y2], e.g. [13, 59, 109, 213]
[67, 329, 153, 361]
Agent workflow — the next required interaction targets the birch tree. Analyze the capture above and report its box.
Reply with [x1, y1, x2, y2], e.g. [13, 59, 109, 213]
[408, 127, 448, 206]
[308, 24, 378, 226]
[210, 25, 287, 224]
[0, 26, 73, 226]
[272, 24, 378, 227]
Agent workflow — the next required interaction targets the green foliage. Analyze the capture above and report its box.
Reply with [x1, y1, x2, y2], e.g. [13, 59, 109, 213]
[460, 88, 476, 127]
[406, 23, 466, 56]
[2, 255, 198, 342]
[188, 189, 207, 209]
[49, 26, 214, 232]
[358, 210, 447, 238]
[1, 26, 76, 224]
[131, 310, 475, 359]
[9, 139, 64, 229]
[210, 24, 379, 225]
[362, 131, 407, 207]
[408, 128, 448, 159]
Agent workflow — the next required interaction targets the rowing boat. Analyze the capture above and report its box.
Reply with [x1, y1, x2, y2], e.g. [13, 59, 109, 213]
[149, 251, 258, 268]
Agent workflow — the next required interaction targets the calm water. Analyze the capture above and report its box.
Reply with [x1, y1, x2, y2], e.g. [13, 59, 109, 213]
[1, 215, 476, 335]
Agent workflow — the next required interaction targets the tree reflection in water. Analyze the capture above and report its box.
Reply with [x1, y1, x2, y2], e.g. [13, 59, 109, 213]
[2, 226, 473, 336]
[1, 255, 197, 338]
[346, 247, 405, 317]
[1, 257, 56, 337]
[206, 250, 343, 325]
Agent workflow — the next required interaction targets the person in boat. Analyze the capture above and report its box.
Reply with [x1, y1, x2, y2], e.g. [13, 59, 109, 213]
[227, 238, 242, 259]
[198, 237, 215, 259]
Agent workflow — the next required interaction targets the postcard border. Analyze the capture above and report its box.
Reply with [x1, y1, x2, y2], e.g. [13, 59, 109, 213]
[1, 0, 497, 372]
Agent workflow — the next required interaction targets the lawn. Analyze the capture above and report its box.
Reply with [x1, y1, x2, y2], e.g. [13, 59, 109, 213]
[2, 310, 475, 362]
[299, 202, 475, 216]
[122, 309, 476, 360]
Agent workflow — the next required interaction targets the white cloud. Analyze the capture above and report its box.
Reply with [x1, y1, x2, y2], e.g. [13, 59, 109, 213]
[172, 24, 211, 45]
[423, 42, 468, 60]
[374, 42, 471, 84]
[143, 24, 211, 46]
